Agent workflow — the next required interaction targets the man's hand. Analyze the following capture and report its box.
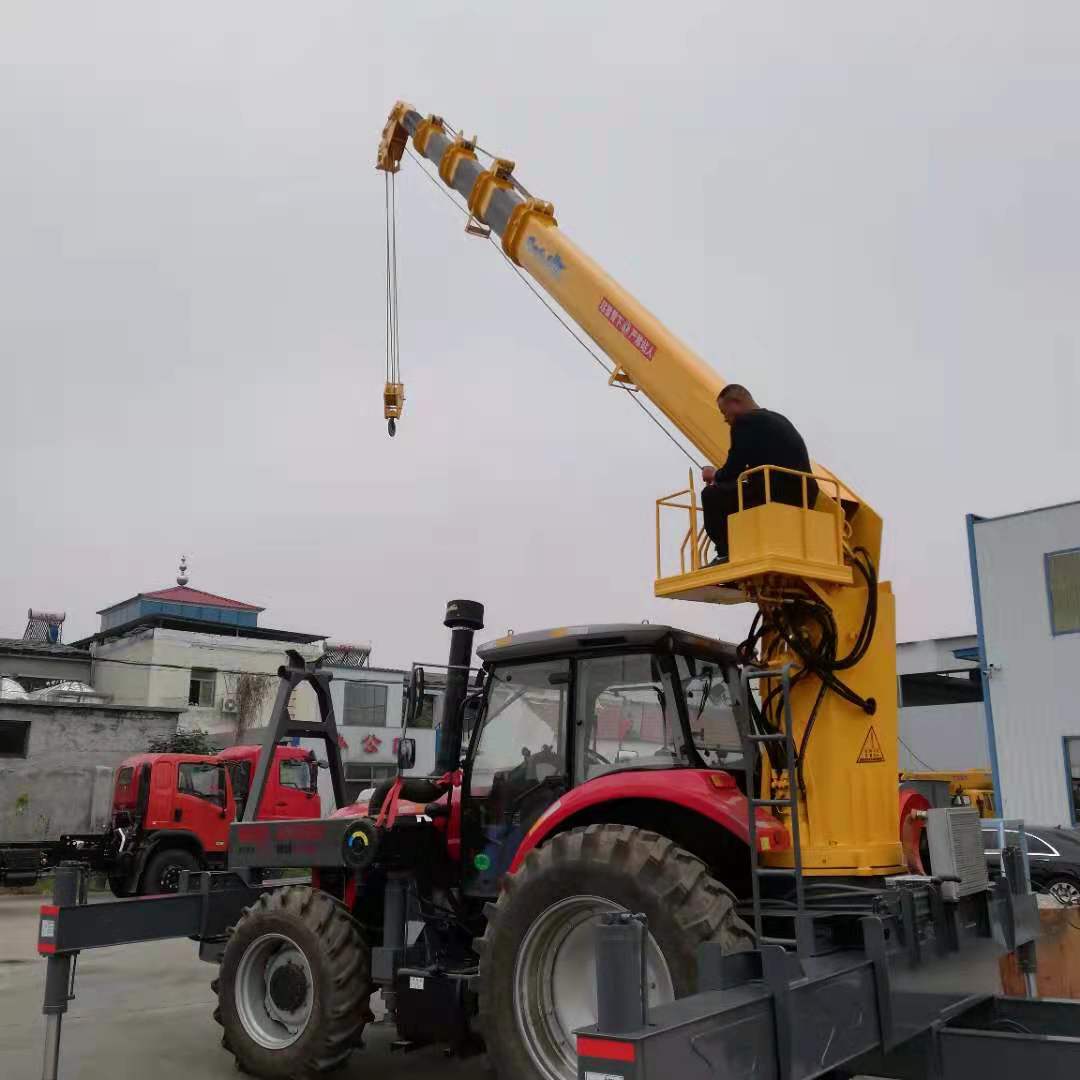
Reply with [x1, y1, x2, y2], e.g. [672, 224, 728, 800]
[701, 465, 716, 484]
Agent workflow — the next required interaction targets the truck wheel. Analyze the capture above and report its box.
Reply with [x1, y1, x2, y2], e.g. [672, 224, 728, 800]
[107, 874, 131, 898]
[142, 848, 200, 894]
[476, 824, 753, 1080]
[215, 885, 373, 1077]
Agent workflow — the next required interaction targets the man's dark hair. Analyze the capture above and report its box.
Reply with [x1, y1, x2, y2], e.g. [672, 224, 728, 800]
[718, 384, 753, 402]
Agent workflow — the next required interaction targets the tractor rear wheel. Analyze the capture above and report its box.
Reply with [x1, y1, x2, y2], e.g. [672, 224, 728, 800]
[476, 824, 753, 1080]
[215, 885, 373, 1077]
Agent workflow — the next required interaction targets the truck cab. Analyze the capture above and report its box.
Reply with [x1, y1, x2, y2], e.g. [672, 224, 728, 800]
[107, 744, 321, 894]
[217, 744, 320, 821]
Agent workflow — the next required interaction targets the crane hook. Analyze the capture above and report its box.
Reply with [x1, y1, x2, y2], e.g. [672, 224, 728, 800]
[388, 418, 397, 438]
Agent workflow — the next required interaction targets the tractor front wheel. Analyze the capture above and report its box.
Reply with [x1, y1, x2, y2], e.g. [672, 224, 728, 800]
[476, 824, 753, 1080]
[215, 885, 373, 1077]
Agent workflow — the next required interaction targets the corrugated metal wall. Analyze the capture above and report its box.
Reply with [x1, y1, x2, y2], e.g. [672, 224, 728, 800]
[973, 501, 1080, 826]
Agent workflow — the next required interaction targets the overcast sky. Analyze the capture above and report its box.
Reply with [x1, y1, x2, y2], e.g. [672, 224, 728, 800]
[4, 3, 1077, 669]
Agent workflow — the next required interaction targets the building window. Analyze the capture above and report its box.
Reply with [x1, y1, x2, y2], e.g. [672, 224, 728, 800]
[344, 763, 397, 783]
[342, 682, 388, 727]
[188, 668, 216, 707]
[411, 692, 439, 730]
[1065, 738, 1080, 826]
[0, 720, 30, 758]
[1046, 548, 1080, 635]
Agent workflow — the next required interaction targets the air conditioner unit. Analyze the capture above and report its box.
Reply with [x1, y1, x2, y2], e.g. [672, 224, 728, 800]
[222, 698, 238, 713]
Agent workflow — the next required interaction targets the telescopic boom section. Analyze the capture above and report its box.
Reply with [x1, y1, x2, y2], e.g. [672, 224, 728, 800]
[378, 107, 726, 471]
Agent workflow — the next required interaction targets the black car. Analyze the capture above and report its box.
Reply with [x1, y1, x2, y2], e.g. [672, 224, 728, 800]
[982, 822, 1080, 907]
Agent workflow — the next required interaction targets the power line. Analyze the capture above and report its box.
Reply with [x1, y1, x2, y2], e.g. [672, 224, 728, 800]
[404, 148, 703, 469]
[86, 654, 305, 681]
[898, 735, 935, 772]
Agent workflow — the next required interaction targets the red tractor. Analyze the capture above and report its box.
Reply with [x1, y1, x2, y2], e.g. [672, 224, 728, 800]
[212, 602, 786, 1080]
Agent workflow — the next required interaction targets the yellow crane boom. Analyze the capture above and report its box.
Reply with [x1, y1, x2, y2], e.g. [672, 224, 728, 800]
[377, 100, 907, 878]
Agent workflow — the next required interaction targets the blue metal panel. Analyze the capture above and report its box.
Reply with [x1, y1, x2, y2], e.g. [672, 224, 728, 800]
[966, 514, 1004, 811]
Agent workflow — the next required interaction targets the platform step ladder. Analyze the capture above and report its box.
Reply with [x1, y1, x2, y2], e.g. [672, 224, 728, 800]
[741, 665, 807, 955]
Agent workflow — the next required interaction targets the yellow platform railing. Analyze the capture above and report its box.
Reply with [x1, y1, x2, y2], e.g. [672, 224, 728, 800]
[655, 465, 847, 587]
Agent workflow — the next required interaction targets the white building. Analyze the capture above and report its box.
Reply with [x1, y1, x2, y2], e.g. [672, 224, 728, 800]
[322, 652, 445, 804]
[896, 635, 988, 773]
[76, 577, 327, 738]
[968, 500, 1080, 827]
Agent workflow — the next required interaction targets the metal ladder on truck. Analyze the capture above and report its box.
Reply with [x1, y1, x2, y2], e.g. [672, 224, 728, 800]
[740, 664, 809, 956]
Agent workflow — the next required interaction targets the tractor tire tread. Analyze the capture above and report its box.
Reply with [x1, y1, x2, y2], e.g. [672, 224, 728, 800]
[476, 823, 753, 1080]
[213, 885, 372, 1077]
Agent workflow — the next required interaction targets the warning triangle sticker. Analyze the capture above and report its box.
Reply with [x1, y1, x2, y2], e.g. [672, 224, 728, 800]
[857, 726, 885, 764]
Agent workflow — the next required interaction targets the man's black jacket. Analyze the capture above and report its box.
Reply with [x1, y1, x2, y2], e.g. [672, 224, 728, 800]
[713, 408, 816, 506]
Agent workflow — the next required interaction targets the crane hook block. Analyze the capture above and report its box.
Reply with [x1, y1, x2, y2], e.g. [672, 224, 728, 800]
[384, 381, 405, 419]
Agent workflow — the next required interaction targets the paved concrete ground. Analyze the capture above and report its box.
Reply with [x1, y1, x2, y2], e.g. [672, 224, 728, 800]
[0, 897, 488, 1079]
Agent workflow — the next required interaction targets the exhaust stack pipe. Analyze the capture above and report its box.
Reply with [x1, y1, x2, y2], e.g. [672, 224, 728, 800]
[435, 599, 485, 774]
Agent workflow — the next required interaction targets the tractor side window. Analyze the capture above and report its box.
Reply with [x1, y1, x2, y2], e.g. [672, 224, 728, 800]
[576, 654, 684, 780]
[678, 657, 743, 767]
[178, 762, 225, 805]
[470, 660, 569, 799]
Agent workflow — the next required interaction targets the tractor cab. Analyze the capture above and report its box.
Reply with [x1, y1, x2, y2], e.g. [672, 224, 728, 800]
[458, 623, 745, 894]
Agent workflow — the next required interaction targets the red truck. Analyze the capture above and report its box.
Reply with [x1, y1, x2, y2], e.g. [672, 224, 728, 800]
[0, 744, 321, 894]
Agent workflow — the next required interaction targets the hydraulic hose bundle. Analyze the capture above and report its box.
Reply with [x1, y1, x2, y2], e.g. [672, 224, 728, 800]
[738, 547, 879, 787]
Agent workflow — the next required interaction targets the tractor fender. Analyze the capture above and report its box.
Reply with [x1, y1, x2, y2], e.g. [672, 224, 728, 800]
[508, 769, 790, 875]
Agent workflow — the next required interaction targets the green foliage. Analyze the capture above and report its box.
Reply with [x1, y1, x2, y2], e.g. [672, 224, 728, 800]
[147, 727, 220, 755]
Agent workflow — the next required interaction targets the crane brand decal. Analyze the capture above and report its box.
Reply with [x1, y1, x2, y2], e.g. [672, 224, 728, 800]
[599, 297, 656, 360]
[525, 235, 566, 277]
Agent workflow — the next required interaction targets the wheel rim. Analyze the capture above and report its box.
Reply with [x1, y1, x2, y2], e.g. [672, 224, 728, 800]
[234, 933, 315, 1050]
[513, 896, 674, 1080]
[159, 864, 183, 892]
[1047, 880, 1080, 907]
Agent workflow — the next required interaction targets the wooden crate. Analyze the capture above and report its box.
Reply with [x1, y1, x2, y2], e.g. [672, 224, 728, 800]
[1000, 906, 1080, 999]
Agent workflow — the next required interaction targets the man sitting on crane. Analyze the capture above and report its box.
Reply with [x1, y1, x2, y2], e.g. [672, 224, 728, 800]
[700, 384, 816, 565]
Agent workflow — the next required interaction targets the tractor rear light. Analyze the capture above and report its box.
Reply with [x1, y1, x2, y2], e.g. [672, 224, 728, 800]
[577, 1036, 636, 1062]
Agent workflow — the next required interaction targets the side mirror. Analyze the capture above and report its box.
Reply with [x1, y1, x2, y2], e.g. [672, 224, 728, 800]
[397, 736, 417, 772]
[406, 667, 426, 727]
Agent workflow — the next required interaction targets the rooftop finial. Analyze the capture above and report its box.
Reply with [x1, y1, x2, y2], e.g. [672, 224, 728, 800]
[177, 555, 189, 587]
